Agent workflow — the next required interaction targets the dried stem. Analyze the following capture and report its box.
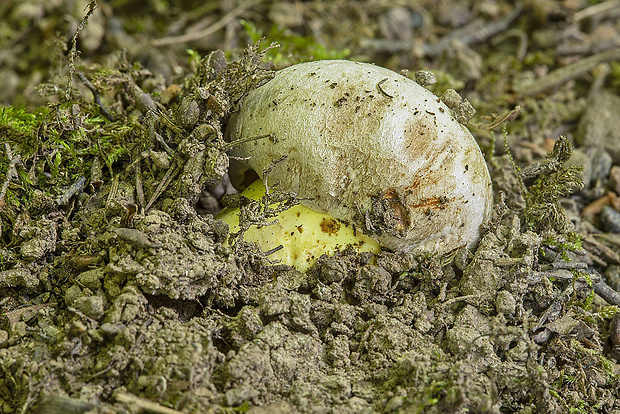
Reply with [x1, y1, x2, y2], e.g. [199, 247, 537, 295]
[152, 0, 262, 47]
[76, 70, 115, 121]
[65, 0, 98, 101]
[515, 47, 620, 96]
[0, 143, 21, 207]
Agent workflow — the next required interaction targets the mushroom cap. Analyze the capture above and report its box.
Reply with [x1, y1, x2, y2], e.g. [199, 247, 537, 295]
[226, 60, 493, 254]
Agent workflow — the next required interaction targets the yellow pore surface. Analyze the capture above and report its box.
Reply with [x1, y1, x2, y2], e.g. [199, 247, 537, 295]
[216, 180, 381, 272]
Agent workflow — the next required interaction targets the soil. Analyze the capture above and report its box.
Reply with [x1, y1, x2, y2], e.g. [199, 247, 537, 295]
[2, 1, 620, 413]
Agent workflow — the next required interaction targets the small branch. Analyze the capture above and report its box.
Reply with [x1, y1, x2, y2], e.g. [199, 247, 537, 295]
[584, 235, 620, 264]
[518, 135, 575, 180]
[470, 105, 521, 131]
[361, 5, 523, 57]
[440, 294, 488, 309]
[65, 0, 98, 101]
[151, 0, 262, 47]
[527, 269, 600, 285]
[135, 160, 145, 208]
[115, 392, 183, 414]
[55, 176, 87, 206]
[0, 143, 21, 206]
[574, 0, 620, 22]
[492, 28, 528, 61]
[515, 47, 620, 96]
[264, 245, 284, 256]
[594, 280, 620, 307]
[219, 133, 274, 152]
[76, 70, 115, 121]
[145, 164, 179, 212]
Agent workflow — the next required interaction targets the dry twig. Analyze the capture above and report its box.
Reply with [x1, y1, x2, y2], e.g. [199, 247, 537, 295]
[515, 47, 620, 96]
[116, 392, 183, 414]
[152, 0, 262, 46]
[0, 143, 21, 207]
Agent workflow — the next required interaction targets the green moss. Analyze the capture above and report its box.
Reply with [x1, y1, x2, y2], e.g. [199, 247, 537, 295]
[543, 232, 583, 261]
[0, 100, 137, 247]
[520, 136, 584, 233]
[240, 20, 350, 66]
[597, 306, 620, 320]
[0, 106, 48, 157]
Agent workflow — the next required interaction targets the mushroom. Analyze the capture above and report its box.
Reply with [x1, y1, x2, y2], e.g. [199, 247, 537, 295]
[223, 60, 493, 262]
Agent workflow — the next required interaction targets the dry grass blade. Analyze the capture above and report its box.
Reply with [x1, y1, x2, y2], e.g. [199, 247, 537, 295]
[152, 0, 263, 47]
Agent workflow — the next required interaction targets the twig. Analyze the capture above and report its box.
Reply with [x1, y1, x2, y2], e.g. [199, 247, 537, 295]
[470, 105, 522, 131]
[155, 110, 184, 138]
[65, 0, 98, 101]
[518, 135, 574, 180]
[584, 235, 620, 264]
[105, 174, 120, 208]
[534, 286, 572, 329]
[360, 6, 522, 57]
[548, 261, 588, 270]
[491, 28, 528, 61]
[145, 164, 179, 212]
[440, 294, 487, 309]
[0, 143, 21, 206]
[55, 176, 87, 206]
[143, 112, 174, 154]
[515, 47, 620, 96]
[574, 0, 620, 22]
[151, 0, 262, 47]
[587, 63, 610, 100]
[425, 5, 523, 57]
[594, 280, 620, 307]
[153, 130, 174, 154]
[76, 70, 115, 121]
[116, 392, 183, 414]
[219, 133, 274, 152]
[67, 306, 99, 326]
[527, 269, 600, 285]
[135, 160, 145, 208]
[264, 245, 284, 256]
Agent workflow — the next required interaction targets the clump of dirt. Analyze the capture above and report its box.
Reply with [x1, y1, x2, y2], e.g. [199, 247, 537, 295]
[2, 1, 620, 414]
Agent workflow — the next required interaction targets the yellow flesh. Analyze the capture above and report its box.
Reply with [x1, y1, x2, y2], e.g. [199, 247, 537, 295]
[217, 180, 380, 272]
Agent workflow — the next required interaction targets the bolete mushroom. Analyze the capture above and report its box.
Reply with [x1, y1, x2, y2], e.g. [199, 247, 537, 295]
[220, 60, 493, 270]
